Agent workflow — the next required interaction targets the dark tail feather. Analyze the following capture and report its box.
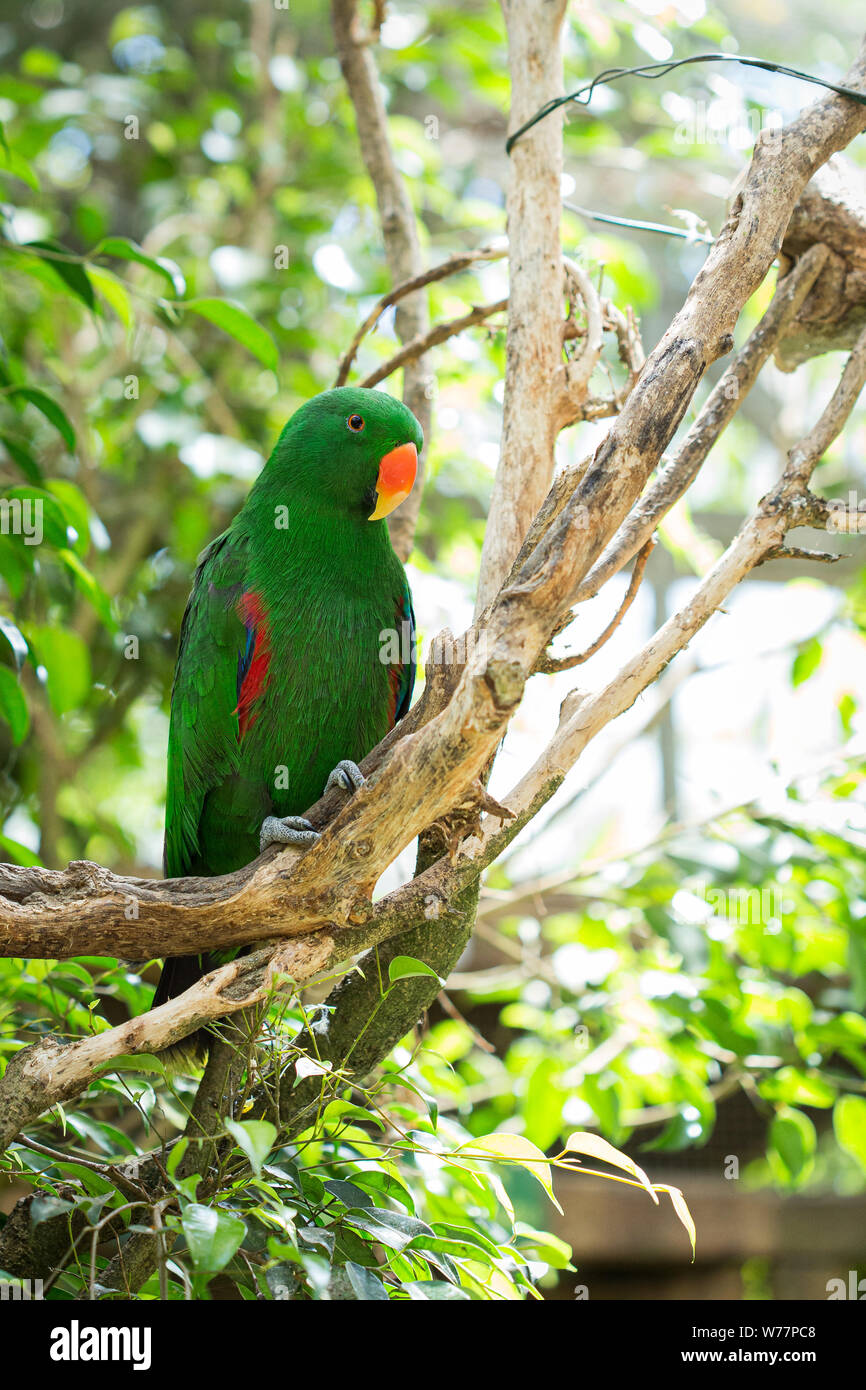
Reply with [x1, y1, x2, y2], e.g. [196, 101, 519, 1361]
[152, 954, 212, 1072]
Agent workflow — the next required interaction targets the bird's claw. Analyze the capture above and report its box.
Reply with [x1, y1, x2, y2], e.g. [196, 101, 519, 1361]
[259, 815, 320, 853]
[324, 759, 366, 795]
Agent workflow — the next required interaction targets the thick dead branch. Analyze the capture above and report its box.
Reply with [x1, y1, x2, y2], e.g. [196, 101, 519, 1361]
[475, 0, 570, 613]
[532, 47, 866, 623]
[366, 326, 866, 940]
[575, 242, 831, 601]
[492, 324, 866, 837]
[776, 155, 866, 369]
[556, 256, 605, 427]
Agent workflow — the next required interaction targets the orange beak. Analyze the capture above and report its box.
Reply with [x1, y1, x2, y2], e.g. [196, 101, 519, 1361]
[368, 441, 418, 521]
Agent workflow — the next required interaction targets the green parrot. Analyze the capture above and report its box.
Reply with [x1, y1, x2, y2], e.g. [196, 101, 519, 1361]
[152, 386, 422, 1038]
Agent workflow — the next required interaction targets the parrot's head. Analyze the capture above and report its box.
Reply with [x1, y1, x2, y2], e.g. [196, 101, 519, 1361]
[273, 386, 423, 523]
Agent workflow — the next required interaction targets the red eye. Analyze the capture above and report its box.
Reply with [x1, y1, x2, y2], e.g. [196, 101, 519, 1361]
[347, 414, 365, 432]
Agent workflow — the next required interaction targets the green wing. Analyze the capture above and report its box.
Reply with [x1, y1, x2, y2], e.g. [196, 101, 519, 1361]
[164, 530, 249, 878]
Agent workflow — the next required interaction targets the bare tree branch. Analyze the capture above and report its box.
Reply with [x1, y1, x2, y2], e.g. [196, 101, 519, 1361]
[333, 241, 508, 387]
[475, 0, 570, 613]
[358, 299, 508, 388]
[575, 241, 832, 602]
[332, 0, 432, 560]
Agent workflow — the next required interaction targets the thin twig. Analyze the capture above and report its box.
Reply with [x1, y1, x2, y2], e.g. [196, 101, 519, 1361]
[535, 536, 655, 673]
[358, 299, 508, 388]
[333, 241, 508, 387]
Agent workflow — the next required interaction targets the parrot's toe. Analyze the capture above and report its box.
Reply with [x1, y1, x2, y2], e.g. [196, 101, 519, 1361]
[259, 815, 319, 853]
[324, 759, 366, 795]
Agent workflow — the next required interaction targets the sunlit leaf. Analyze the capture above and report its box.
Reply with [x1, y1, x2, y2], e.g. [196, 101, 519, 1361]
[225, 1118, 277, 1177]
[181, 1203, 245, 1273]
[562, 1131, 658, 1204]
[186, 297, 278, 369]
[459, 1132, 562, 1212]
[388, 955, 443, 985]
[833, 1095, 866, 1175]
[768, 1107, 816, 1187]
[94, 236, 186, 297]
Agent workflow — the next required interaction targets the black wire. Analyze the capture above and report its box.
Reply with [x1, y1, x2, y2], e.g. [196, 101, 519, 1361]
[506, 52, 866, 154]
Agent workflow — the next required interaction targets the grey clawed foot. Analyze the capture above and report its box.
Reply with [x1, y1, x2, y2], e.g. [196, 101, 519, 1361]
[260, 761, 364, 852]
[324, 758, 366, 796]
[259, 815, 320, 853]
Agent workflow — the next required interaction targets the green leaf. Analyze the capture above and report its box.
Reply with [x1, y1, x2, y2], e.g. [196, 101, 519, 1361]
[181, 1203, 246, 1274]
[3, 387, 75, 449]
[0, 433, 42, 483]
[404, 1280, 471, 1300]
[47, 479, 92, 552]
[225, 1118, 276, 1177]
[388, 955, 444, 985]
[838, 692, 857, 738]
[513, 1224, 574, 1270]
[833, 1095, 866, 1175]
[93, 237, 186, 297]
[460, 1133, 562, 1213]
[2, 486, 69, 547]
[791, 637, 822, 688]
[93, 1054, 166, 1076]
[345, 1262, 390, 1301]
[0, 615, 28, 670]
[88, 266, 133, 329]
[26, 625, 91, 714]
[186, 297, 278, 370]
[758, 1066, 836, 1109]
[323, 1179, 374, 1208]
[0, 833, 41, 866]
[524, 1057, 564, 1151]
[53, 1162, 114, 1196]
[25, 240, 95, 310]
[166, 1137, 189, 1179]
[30, 1196, 74, 1226]
[562, 1131, 659, 1203]
[58, 549, 116, 630]
[768, 1107, 816, 1187]
[0, 142, 39, 190]
[0, 666, 28, 744]
[655, 1185, 697, 1261]
[341, 1208, 433, 1252]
